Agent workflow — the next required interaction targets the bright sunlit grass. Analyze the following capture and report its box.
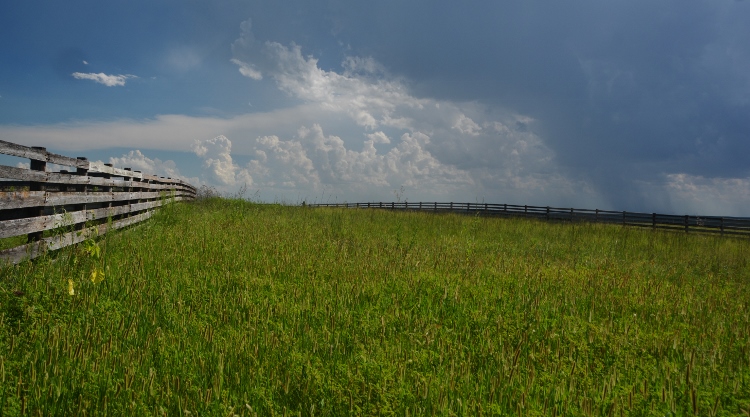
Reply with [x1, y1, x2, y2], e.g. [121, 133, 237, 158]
[1, 197, 749, 415]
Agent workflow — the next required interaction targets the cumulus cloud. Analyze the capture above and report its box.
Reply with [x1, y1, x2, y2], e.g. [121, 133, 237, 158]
[109, 150, 183, 180]
[366, 131, 390, 144]
[240, 124, 474, 201]
[230, 58, 262, 80]
[227, 18, 587, 204]
[71, 72, 137, 87]
[192, 135, 252, 186]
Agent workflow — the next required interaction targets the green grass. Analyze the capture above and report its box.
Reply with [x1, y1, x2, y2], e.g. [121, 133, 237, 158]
[1, 198, 749, 416]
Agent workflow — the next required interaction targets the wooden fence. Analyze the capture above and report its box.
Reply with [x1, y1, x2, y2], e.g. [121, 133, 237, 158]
[311, 202, 750, 237]
[0, 140, 196, 264]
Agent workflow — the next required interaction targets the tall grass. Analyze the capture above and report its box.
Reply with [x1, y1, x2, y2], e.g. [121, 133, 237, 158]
[1, 198, 749, 416]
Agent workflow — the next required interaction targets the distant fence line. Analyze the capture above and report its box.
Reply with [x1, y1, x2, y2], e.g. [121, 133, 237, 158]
[0, 140, 196, 264]
[311, 202, 750, 237]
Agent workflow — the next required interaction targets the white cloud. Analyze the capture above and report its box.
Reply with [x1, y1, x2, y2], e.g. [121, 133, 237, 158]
[71, 72, 137, 87]
[664, 173, 750, 216]
[3, 19, 595, 205]
[228, 18, 578, 202]
[452, 114, 482, 136]
[242, 124, 473, 201]
[366, 131, 390, 144]
[192, 135, 252, 186]
[230, 58, 262, 80]
[108, 150, 184, 180]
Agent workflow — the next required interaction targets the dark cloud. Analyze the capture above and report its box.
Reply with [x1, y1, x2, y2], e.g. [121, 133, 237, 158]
[320, 0, 750, 212]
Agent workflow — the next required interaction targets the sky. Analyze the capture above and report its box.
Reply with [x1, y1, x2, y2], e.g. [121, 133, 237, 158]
[1, 0, 749, 215]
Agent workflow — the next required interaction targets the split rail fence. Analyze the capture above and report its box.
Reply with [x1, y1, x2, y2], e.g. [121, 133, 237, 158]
[311, 202, 750, 237]
[0, 140, 196, 264]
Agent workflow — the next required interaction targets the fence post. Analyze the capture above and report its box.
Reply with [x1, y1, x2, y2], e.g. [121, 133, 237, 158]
[135, 171, 144, 216]
[76, 157, 89, 229]
[595, 209, 599, 222]
[27, 147, 47, 243]
[524, 205, 528, 217]
[419, 202, 422, 210]
[684, 215, 689, 233]
[167, 177, 174, 202]
[125, 168, 133, 218]
[434, 202, 437, 212]
[570, 207, 574, 221]
[546, 206, 550, 221]
[103, 163, 113, 212]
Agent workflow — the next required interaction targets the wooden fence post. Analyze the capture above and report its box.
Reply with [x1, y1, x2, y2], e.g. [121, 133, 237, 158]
[134, 171, 144, 215]
[27, 147, 47, 243]
[684, 215, 689, 233]
[103, 163, 113, 212]
[76, 157, 89, 229]
[124, 168, 133, 218]
[546, 206, 550, 221]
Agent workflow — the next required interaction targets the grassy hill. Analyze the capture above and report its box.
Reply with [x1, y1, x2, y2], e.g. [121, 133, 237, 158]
[1, 198, 749, 416]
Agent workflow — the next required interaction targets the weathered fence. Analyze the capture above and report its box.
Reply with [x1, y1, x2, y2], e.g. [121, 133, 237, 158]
[0, 140, 196, 264]
[311, 202, 750, 237]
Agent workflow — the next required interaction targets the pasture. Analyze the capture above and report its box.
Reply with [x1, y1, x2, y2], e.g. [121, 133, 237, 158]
[1, 198, 749, 415]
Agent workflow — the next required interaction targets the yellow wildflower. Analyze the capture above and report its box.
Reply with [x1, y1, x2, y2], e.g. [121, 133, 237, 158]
[68, 279, 75, 296]
[90, 268, 105, 284]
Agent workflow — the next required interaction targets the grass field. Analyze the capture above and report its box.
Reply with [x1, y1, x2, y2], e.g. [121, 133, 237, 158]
[1, 198, 749, 416]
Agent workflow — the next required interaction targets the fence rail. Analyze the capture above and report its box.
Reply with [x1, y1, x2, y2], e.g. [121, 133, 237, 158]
[310, 202, 750, 237]
[0, 140, 196, 264]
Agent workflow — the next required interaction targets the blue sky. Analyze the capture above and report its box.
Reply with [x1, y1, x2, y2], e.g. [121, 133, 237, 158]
[2, 1, 749, 215]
